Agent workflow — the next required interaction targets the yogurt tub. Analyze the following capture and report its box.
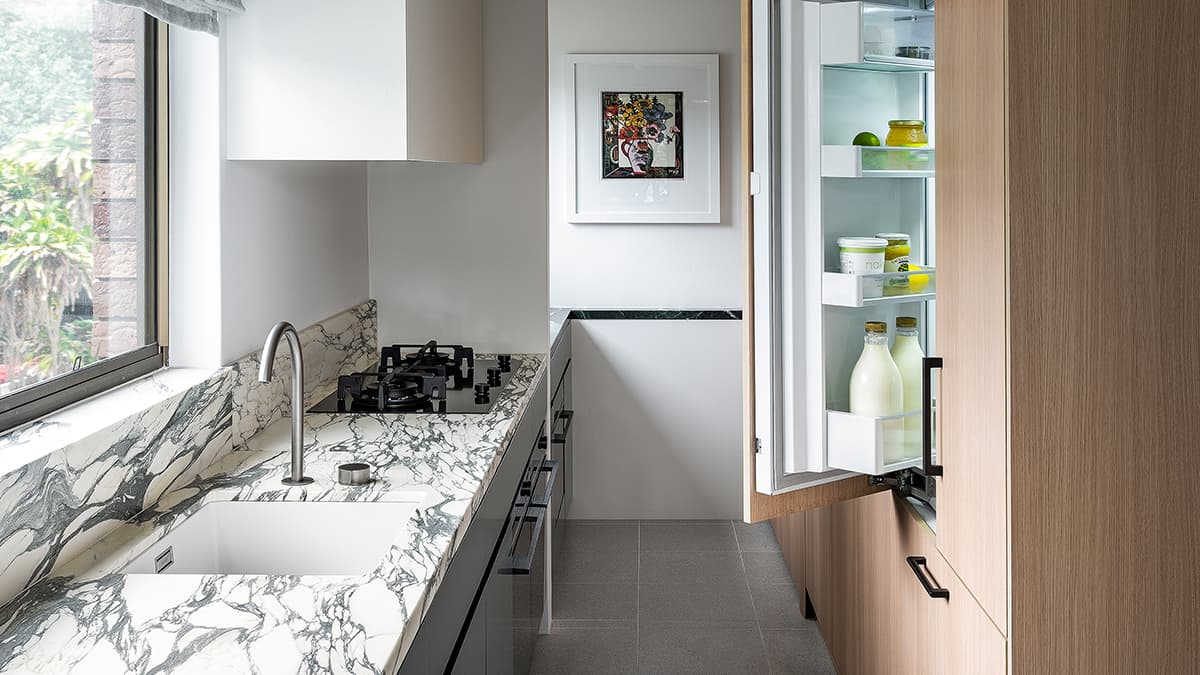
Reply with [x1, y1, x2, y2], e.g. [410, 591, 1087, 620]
[838, 237, 888, 298]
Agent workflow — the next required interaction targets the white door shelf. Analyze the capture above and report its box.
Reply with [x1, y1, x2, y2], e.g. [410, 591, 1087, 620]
[823, 145, 935, 178]
[823, 268, 937, 308]
[821, 2, 934, 72]
[826, 410, 923, 475]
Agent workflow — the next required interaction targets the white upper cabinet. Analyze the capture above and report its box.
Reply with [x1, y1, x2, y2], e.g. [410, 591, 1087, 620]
[224, 0, 482, 162]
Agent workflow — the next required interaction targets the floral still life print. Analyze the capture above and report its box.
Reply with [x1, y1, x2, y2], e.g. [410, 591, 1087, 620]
[601, 92, 684, 179]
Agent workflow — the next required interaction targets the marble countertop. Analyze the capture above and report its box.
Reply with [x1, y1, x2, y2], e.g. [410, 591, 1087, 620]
[0, 354, 545, 674]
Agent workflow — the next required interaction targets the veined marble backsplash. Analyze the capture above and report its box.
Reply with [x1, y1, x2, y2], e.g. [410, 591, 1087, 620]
[0, 300, 377, 608]
[228, 300, 378, 448]
[0, 371, 233, 609]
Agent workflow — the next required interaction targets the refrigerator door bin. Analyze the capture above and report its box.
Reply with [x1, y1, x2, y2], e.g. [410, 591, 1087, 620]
[827, 409, 923, 475]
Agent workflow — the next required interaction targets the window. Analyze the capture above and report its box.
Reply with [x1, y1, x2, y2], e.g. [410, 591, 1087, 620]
[0, 2, 162, 432]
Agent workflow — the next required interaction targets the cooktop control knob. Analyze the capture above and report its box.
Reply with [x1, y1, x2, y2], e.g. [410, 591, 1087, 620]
[497, 354, 512, 372]
[474, 383, 490, 403]
[487, 367, 503, 386]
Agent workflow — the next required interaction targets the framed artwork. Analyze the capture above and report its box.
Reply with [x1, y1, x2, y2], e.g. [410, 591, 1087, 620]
[565, 54, 720, 224]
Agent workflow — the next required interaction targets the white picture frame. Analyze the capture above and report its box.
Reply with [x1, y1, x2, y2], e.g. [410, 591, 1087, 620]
[565, 53, 721, 224]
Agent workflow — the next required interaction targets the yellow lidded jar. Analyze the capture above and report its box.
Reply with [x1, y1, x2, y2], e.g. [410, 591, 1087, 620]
[885, 120, 929, 147]
[876, 232, 911, 296]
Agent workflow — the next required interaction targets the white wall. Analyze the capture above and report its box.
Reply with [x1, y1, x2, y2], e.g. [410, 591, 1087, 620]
[169, 29, 371, 367]
[219, 162, 369, 362]
[168, 30, 223, 369]
[547, 0, 744, 519]
[366, 0, 548, 354]
[570, 320, 742, 519]
[548, 0, 743, 309]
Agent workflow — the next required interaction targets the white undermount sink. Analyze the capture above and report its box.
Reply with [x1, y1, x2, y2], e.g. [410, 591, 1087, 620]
[123, 500, 424, 576]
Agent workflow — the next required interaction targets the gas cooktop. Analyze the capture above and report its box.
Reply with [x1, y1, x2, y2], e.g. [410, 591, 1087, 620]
[308, 341, 520, 415]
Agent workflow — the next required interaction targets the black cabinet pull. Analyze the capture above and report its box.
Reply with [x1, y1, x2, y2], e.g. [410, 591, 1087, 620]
[499, 504, 547, 576]
[556, 409, 575, 434]
[549, 409, 575, 444]
[922, 356, 944, 477]
[906, 556, 950, 599]
[519, 459, 559, 508]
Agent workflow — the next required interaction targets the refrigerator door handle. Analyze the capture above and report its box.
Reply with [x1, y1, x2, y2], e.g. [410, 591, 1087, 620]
[922, 356, 944, 477]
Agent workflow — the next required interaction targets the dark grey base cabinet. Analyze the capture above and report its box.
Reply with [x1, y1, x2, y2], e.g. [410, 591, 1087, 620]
[397, 373, 547, 675]
[549, 324, 574, 573]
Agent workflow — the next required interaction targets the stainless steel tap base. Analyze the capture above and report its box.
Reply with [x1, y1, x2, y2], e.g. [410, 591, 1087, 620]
[338, 462, 373, 486]
[282, 476, 315, 486]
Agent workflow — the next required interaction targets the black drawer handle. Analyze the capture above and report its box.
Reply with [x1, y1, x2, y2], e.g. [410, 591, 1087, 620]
[922, 357, 944, 477]
[518, 459, 559, 508]
[499, 504, 547, 575]
[906, 556, 950, 599]
[555, 409, 575, 434]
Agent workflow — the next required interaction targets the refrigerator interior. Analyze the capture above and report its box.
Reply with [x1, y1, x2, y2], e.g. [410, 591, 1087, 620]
[820, 68, 933, 412]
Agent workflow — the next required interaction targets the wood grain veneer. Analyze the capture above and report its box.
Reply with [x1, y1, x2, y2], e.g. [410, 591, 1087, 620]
[1006, 0, 1200, 671]
[934, 0, 1011, 634]
[741, 0, 758, 522]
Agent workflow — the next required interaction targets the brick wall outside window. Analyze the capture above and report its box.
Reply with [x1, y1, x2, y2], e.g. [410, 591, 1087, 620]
[89, 2, 143, 360]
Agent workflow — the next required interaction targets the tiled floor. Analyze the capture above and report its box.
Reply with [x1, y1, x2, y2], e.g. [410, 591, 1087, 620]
[531, 520, 837, 675]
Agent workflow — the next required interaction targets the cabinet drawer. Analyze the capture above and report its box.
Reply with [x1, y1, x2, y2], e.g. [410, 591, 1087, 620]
[892, 498, 1006, 675]
[803, 492, 1006, 675]
[924, 552, 1006, 675]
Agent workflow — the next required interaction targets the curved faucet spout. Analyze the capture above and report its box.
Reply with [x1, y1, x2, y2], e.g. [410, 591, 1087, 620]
[259, 321, 313, 486]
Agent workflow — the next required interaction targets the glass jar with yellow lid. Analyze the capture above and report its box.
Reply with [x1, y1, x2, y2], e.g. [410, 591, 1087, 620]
[885, 120, 928, 148]
[876, 232, 911, 295]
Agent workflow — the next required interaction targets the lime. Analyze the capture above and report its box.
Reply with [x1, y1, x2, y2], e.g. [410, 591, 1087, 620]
[852, 131, 881, 147]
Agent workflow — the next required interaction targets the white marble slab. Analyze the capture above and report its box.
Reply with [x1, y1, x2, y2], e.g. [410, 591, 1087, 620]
[0, 354, 545, 674]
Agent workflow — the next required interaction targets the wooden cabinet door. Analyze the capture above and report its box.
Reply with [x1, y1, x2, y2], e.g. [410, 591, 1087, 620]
[925, 553, 1007, 675]
[933, 0, 1009, 633]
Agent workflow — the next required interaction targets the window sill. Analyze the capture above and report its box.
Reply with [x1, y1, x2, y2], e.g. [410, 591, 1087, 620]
[0, 367, 224, 479]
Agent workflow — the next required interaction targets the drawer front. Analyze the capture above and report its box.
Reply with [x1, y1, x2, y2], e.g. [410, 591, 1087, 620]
[550, 363, 572, 523]
[549, 320, 571, 396]
[398, 373, 547, 675]
[804, 492, 1006, 675]
[925, 551, 1006, 675]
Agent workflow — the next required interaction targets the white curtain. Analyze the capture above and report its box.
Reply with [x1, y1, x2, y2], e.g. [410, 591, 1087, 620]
[105, 0, 245, 35]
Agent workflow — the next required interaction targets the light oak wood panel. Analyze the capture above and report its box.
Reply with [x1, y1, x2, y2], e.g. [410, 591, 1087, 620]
[749, 475, 883, 523]
[804, 503, 833, 635]
[1006, 0, 1200, 671]
[933, 0, 1010, 633]
[771, 512, 805, 593]
[804, 492, 1006, 675]
[740, 0, 758, 523]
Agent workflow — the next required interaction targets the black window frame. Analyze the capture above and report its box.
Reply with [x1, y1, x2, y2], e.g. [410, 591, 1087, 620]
[0, 15, 165, 433]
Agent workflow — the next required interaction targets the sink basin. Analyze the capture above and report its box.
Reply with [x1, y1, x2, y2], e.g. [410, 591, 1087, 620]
[123, 500, 423, 576]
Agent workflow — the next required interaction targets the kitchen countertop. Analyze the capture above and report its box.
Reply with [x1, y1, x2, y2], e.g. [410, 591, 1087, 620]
[0, 354, 545, 674]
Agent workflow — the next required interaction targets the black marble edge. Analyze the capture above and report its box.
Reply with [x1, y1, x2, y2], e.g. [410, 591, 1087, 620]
[566, 309, 743, 320]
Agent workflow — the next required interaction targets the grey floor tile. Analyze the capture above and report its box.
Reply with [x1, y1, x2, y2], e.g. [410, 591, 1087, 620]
[553, 583, 637, 621]
[556, 545, 638, 583]
[639, 582, 757, 623]
[750, 583, 808, 629]
[531, 624, 638, 675]
[742, 550, 794, 588]
[638, 622, 769, 675]
[560, 520, 640, 553]
[733, 520, 782, 552]
[639, 550, 748, 585]
[763, 627, 837, 675]
[640, 520, 738, 551]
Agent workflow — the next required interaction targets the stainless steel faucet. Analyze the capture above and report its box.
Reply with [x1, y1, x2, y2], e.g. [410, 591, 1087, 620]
[259, 321, 313, 486]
